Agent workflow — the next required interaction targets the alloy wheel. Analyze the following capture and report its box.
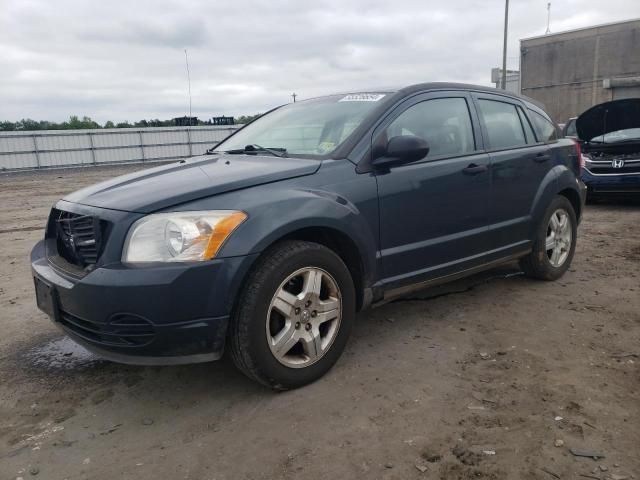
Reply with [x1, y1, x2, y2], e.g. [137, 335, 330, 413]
[545, 208, 573, 267]
[266, 267, 342, 368]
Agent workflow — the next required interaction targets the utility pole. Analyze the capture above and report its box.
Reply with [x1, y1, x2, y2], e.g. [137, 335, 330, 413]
[545, 2, 552, 34]
[184, 49, 192, 126]
[292, 93, 297, 103]
[501, 0, 509, 90]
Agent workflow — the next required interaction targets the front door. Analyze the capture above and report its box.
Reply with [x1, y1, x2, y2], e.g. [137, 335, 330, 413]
[374, 92, 491, 289]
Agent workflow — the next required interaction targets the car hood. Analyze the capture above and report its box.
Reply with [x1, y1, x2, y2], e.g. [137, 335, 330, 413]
[63, 155, 321, 213]
[576, 98, 640, 141]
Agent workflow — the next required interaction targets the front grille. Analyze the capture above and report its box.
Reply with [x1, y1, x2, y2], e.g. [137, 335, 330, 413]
[586, 159, 640, 175]
[52, 209, 103, 267]
[58, 310, 156, 347]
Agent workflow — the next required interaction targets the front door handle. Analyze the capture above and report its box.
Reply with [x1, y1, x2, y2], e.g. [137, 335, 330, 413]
[534, 152, 550, 162]
[463, 163, 488, 175]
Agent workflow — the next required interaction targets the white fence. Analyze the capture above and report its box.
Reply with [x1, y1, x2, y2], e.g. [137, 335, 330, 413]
[0, 125, 241, 171]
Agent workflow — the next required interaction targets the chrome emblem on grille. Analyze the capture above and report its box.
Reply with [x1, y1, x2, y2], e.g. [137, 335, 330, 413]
[612, 159, 625, 168]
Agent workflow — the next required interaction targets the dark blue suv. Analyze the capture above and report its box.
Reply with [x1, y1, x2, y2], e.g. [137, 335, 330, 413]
[31, 83, 586, 389]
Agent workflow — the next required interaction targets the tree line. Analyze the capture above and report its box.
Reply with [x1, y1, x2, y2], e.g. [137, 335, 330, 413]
[0, 114, 262, 132]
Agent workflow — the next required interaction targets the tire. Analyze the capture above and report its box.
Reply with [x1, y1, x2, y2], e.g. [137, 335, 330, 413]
[519, 195, 578, 281]
[228, 240, 355, 390]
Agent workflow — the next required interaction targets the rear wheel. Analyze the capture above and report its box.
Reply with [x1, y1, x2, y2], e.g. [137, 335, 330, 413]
[229, 240, 355, 390]
[520, 195, 577, 281]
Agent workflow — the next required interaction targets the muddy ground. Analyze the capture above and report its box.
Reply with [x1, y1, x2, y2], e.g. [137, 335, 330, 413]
[0, 164, 639, 480]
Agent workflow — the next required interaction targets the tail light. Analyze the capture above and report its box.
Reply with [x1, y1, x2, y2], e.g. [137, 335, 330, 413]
[573, 139, 584, 173]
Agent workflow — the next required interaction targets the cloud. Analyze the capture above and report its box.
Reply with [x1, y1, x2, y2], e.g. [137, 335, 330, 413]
[1, 0, 638, 123]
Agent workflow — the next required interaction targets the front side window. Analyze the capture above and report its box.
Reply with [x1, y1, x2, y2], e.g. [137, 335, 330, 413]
[528, 109, 558, 142]
[215, 93, 388, 157]
[477, 99, 527, 150]
[385, 98, 475, 157]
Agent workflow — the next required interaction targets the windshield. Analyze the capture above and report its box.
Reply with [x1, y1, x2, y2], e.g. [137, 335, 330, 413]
[591, 127, 640, 143]
[215, 93, 388, 157]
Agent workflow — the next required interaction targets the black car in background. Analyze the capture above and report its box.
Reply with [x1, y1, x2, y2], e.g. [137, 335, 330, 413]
[575, 99, 640, 198]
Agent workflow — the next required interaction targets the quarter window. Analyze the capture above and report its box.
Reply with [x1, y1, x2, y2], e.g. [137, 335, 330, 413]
[477, 99, 527, 150]
[528, 109, 558, 142]
[385, 98, 475, 157]
[517, 107, 537, 144]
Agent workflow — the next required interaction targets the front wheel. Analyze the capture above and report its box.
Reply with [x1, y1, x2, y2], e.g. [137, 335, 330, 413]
[519, 195, 578, 281]
[228, 240, 355, 390]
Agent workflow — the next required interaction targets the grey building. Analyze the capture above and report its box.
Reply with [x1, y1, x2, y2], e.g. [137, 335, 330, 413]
[520, 19, 640, 123]
[490, 68, 521, 94]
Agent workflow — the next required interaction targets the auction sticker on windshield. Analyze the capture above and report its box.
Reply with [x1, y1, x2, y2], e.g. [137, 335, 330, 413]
[339, 93, 386, 102]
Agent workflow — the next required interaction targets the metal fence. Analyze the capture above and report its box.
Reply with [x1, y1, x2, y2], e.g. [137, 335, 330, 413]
[0, 125, 241, 171]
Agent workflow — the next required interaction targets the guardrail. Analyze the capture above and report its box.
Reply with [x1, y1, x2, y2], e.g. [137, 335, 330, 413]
[0, 125, 241, 171]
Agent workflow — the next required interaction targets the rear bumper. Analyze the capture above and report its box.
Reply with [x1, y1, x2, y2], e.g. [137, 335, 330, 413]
[31, 240, 258, 365]
[577, 179, 587, 223]
[582, 169, 640, 195]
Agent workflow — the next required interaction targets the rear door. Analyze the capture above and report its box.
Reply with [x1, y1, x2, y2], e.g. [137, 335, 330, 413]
[472, 93, 555, 251]
[375, 91, 492, 287]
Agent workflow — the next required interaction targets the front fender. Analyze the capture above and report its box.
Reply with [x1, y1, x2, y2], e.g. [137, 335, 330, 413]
[218, 186, 378, 286]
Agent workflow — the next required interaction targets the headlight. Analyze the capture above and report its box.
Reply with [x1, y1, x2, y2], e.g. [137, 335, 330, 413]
[122, 211, 247, 263]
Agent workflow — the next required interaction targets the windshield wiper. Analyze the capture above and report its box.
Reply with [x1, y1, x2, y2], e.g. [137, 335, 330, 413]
[224, 144, 288, 157]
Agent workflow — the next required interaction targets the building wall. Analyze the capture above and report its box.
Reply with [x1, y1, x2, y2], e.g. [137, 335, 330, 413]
[0, 125, 239, 171]
[491, 68, 521, 94]
[520, 19, 640, 123]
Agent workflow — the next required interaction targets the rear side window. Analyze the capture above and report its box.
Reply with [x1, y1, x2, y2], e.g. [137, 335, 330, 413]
[477, 99, 527, 150]
[385, 98, 475, 157]
[528, 109, 558, 142]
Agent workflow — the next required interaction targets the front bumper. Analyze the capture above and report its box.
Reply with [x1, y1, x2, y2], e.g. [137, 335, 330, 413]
[582, 169, 640, 195]
[31, 240, 258, 365]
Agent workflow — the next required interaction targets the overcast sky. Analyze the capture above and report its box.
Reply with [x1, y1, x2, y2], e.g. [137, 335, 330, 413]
[1, 0, 638, 123]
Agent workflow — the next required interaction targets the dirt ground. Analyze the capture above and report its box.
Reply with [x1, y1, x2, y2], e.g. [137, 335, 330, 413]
[0, 164, 639, 480]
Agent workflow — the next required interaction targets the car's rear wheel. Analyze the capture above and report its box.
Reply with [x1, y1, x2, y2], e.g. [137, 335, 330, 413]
[520, 195, 578, 280]
[228, 240, 355, 390]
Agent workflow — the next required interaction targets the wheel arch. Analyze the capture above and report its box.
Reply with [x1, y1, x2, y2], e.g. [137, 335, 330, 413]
[275, 226, 367, 311]
[234, 225, 370, 312]
[558, 187, 582, 221]
[530, 166, 583, 236]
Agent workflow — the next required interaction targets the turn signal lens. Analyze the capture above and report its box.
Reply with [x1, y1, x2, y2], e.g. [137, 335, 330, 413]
[203, 212, 248, 259]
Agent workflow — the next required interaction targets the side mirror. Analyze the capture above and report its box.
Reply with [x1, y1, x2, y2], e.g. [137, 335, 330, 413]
[372, 135, 430, 169]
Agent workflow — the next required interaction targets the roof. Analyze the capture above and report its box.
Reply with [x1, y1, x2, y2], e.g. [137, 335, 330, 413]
[300, 82, 546, 115]
[397, 82, 545, 109]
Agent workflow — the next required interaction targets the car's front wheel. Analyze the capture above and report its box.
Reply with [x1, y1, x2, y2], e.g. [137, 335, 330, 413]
[229, 240, 355, 390]
[520, 195, 578, 280]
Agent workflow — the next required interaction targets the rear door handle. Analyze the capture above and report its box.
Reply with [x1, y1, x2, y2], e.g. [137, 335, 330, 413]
[463, 163, 488, 175]
[534, 153, 550, 163]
